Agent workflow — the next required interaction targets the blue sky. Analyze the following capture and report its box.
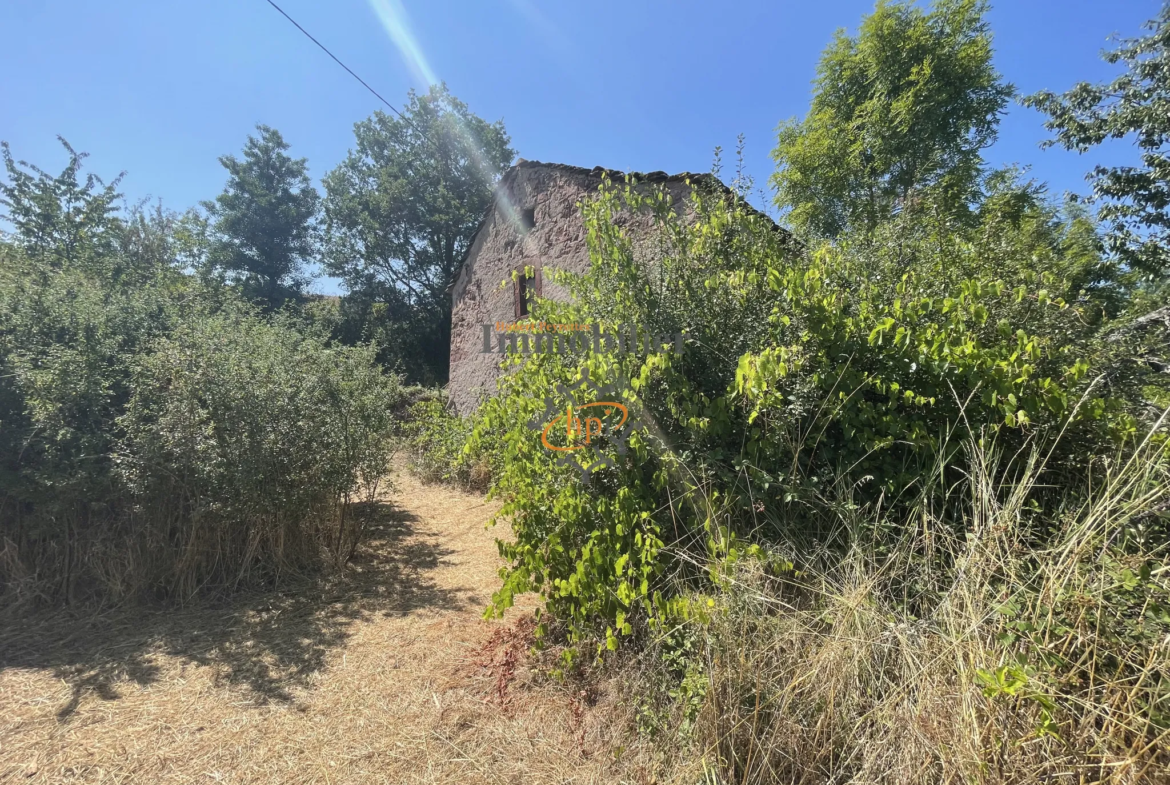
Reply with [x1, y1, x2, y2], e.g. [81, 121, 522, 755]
[0, 0, 1160, 294]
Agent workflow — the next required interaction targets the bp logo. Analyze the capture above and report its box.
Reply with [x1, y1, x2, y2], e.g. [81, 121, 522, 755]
[527, 374, 644, 483]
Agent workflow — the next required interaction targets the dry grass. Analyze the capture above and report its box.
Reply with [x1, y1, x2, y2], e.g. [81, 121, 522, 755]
[659, 438, 1170, 785]
[0, 465, 655, 784]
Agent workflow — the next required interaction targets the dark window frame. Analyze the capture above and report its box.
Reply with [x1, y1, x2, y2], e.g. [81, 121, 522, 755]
[514, 265, 541, 318]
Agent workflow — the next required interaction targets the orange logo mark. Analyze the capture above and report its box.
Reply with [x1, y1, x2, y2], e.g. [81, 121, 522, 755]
[541, 402, 629, 452]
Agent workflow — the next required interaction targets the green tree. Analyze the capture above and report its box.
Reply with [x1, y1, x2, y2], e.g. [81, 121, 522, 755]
[0, 139, 403, 603]
[1024, 3, 1170, 283]
[204, 125, 320, 309]
[1, 137, 124, 276]
[323, 84, 514, 383]
[772, 0, 1013, 239]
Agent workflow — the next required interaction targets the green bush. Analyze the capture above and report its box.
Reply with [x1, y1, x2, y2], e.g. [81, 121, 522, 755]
[0, 265, 402, 602]
[0, 145, 402, 604]
[470, 175, 1165, 659]
[116, 310, 400, 596]
[0, 249, 191, 601]
[465, 174, 1169, 777]
[404, 395, 491, 491]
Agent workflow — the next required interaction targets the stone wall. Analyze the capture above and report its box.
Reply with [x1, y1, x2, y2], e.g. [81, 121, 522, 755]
[447, 160, 709, 415]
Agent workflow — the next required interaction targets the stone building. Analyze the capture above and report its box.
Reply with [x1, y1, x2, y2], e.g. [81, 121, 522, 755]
[447, 159, 726, 415]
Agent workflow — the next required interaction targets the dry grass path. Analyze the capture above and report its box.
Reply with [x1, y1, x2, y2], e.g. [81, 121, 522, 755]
[0, 467, 649, 784]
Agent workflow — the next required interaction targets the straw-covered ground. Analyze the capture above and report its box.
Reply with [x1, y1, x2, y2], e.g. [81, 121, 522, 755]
[0, 466, 651, 784]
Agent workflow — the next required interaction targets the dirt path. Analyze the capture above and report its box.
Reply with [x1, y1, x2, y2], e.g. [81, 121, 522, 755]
[0, 468, 649, 784]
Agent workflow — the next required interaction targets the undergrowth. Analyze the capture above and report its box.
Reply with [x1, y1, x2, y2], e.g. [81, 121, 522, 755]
[450, 170, 1170, 781]
[402, 394, 493, 491]
[629, 427, 1170, 784]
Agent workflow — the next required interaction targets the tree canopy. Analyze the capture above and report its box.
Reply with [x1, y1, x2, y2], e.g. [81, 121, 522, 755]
[323, 83, 514, 383]
[1, 138, 124, 275]
[1024, 2, 1170, 284]
[203, 124, 320, 309]
[771, 0, 1012, 239]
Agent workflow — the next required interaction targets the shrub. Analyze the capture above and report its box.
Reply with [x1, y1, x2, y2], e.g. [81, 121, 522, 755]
[470, 174, 1166, 662]
[404, 395, 491, 491]
[116, 310, 401, 597]
[0, 250, 189, 602]
[0, 145, 402, 604]
[0, 263, 402, 603]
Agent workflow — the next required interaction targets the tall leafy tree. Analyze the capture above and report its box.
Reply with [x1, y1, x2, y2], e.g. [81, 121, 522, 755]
[1, 137, 123, 276]
[1, 138, 196, 287]
[772, 0, 1013, 239]
[204, 125, 320, 309]
[323, 84, 514, 383]
[1024, 3, 1170, 283]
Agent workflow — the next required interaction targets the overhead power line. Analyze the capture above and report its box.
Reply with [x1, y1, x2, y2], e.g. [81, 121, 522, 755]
[258, 0, 510, 220]
[261, 0, 413, 125]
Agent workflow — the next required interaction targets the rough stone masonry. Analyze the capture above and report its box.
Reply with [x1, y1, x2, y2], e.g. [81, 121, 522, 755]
[446, 159, 727, 416]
